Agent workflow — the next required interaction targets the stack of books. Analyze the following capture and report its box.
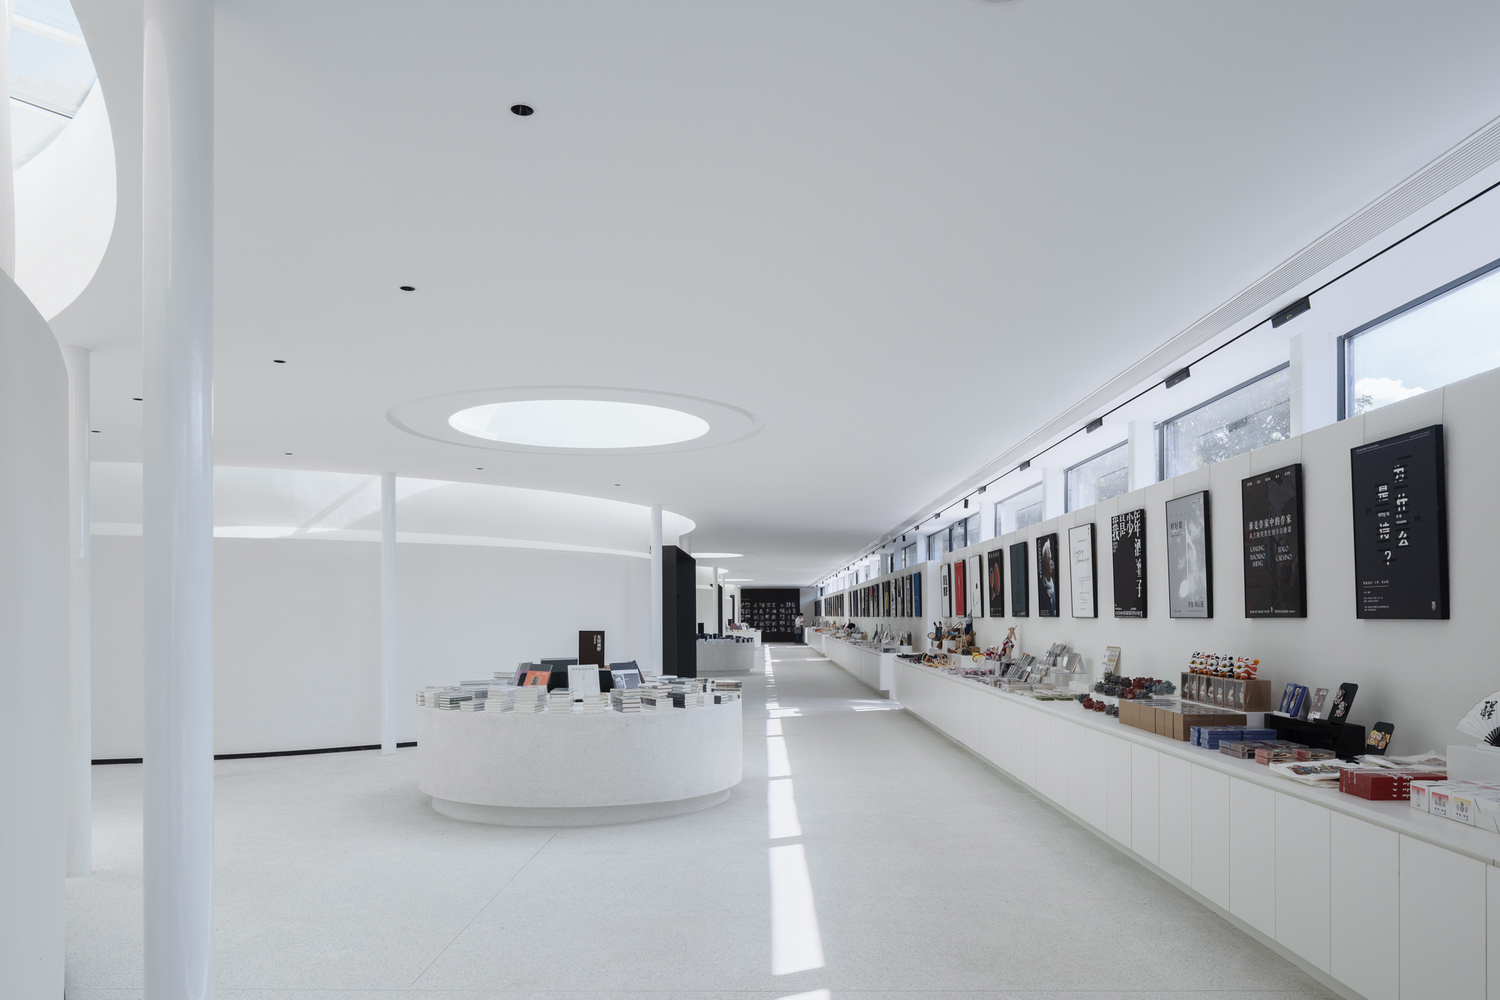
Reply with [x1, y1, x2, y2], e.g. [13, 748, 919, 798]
[610, 689, 642, 713]
[640, 689, 673, 711]
[513, 686, 547, 713]
[434, 689, 473, 711]
[576, 693, 609, 714]
[415, 687, 448, 708]
[1191, 725, 1276, 749]
[1255, 741, 1307, 765]
[547, 689, 575, 714]
[485, 686, 517, 713]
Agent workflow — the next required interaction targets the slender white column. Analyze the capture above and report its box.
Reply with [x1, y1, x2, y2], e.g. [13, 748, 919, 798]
[381, 473, 397, 753]
[650, 505, 663, 675]
[142, 1, 215, 998]
[0, 0, 14, 278]
[65, 346, 92, 876]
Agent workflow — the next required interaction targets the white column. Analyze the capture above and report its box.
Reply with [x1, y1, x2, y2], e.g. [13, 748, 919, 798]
[381, 473, 397, 754]
[1289, 331, 1338, 436]
[650, 504, 663, 675]
[1126, 420, 1156, 492]
[1042, 466, 1066, 520]
[0, 0, 14, 278]
[142, 1, 215, 997]
[65, 347, 92, 876]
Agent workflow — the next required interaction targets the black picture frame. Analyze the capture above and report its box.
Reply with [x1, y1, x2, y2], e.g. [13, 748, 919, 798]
[1166, 491, 1213, 619]
[1242, 463, 1307, 617]
[987, 549, 1005, 617]
[1035, 532, 1061, 617]
[1111, 508, 1147, 618]
[1068, 523, 1097, 618]
[1350, 424, 1449, 619]
[1009, 541, 1029, 617]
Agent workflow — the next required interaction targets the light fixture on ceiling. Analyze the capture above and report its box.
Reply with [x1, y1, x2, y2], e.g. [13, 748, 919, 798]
[133, 397, 142, 401]
[510, 104, 534, 116]
[448, 400, 710, 449]
[1165, 366, 1191, 388]
[399, 285, 415, 291]
[1086, 418, 1103, 433]
[977, 485, 987, 494]
[963, 498, 969, 508]
[1271, 295, 1311, 328]
[693, 552, 743, 559]
[273, 359, 286, 364]
[1019, 460, 1031, 471]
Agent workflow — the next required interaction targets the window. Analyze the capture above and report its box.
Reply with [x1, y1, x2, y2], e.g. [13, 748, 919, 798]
[902, 542, 917, 567]
[927, 530, 946, 561]
[995, 483, 1043, 535]
[1341, 257, 1500, 418]
[966, 513, 981, 546]
[1159, 363, 1291, 480]
[1015, 501, 1044, 530]
[950, 519, 967, 551]
[1066, 441, 1129, 512]
[9, 0, 98, 168]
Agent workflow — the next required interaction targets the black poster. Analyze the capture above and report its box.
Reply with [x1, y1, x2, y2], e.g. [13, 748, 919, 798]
[1009, 541, 1029, 617]
[914, 571, 922, 618]
[883, 580, 891, 617]
[987, 549, 1005, 617]
[742, 588, 802, 641]
[1111, 508, 1147, 618]
[1035, 532, 1061, 617]
[1351, 425, 1449, 619]
[1242, 463, 1306, 617]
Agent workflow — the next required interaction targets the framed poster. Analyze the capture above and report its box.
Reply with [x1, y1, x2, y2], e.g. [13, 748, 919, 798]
[967, 554, 983, 618]
[1068, 523, 1097, 618]
[941, 562, 953, 617]
[905, 574, 913, 617]
[1166, 491, 1213, 618]
[1242, 463, 1306, 617]
[1111, 508, 1147, 618]
[1009, 541, 1029, 617]
[883, 580, 891, 617]
[914, 571, 922, 618]
[953, 559, 967, 617]
[1036, 532, 1060, 617]
[1351, 425, 1449, 619]
[987, 549, 1005, 617]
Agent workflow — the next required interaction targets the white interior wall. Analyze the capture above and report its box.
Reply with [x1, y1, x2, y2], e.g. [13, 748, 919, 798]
[91, 536, 650, 758]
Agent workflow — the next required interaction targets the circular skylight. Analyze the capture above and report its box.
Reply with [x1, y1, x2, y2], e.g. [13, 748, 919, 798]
[448, 399, 710, 449]
[693, 552, 743, 558]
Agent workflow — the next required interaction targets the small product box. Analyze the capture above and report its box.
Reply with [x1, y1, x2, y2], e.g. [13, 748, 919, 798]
[1448, 786, 1480, 826]
[1410, 780, 1445, 812]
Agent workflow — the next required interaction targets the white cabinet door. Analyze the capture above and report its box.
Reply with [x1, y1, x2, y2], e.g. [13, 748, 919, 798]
[1400, 835, 1485, 1000]
[976, 696, 1006, 772]
[1489, 864, 1500, 1000]
[1275, 793, 1329, 973]
[1158, 754, 1192, 885]
[1083, 728, 1109, 832]
[1066, 722, 1089, 819]
[1106, 735, 1132, 848]
[1020, 708, 1037, 788]
[1330, 813, 1399, 1000]
[1228, 778, 1275, 937]
[1130, 744, 1159, 866]
[1190, 766, 1229, 909]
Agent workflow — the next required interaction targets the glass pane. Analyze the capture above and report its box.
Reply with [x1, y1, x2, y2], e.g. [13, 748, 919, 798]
[16, 0, 84, 33]
[1016, 501, 1044, 530]
[9, 98, 68, 168]
[967, 513, 980, 544]
[1066, 442, 1129, 511]
[951, 520, 966, 550]
[927, 531, 946, 561]
[1348, 266, 1500, 416]
[10, 22, 96, 117]
[1162, 367, 1291, 479]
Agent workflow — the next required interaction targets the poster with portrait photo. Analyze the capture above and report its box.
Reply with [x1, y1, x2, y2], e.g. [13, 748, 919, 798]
[987, 549, 1005, 617]
[1111, 508, 1147, 618]
[941, 562, 952, 617]
[1242, 463, 1306, 617]
[1035, 533, 1061, 617]
[1166, 491, 1213, 618]
[1009, 541, 1029, 616]
[1068, 523, 1097, 618]
[967, 554, 983, 618]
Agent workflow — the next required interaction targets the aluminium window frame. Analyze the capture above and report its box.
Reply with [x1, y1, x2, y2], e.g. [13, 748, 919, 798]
[1336, 253, 1500, 420]
[1063, 438, 1128, 513]
[1155, 361, 1290, 482]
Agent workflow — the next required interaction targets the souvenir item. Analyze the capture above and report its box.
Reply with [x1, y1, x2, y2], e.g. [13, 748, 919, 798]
[1036, 533, 1060, 617]
[987, 550, 1005, 617]
[1166, 491, 1212, 618]
[1307, 687, 1330, 721]
[1366, 722, 1395, 754]
[1458, 689, 1500, 746]
[1241, 464, 1307, 617]
[1111, 508, 1147, 618]
[1350, 425, 1449, 619]
[1329, 683, 1358, 723]
[1068, 523, 1097, 618]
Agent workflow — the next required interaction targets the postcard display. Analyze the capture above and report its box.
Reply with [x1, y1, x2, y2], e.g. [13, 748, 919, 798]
[1111, 508, 1146, 618]
[1068, 524, 1096, 618]
[1165, 491, 1212, 618]
[1241, 465, 1306, 617]
[1350, 425, 1449, 619]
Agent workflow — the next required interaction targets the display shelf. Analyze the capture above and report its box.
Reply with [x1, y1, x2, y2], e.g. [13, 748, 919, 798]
[1179, 672, 1275, 711]
[810, 631, 894, 693]
[1265, 713, 1366, 759]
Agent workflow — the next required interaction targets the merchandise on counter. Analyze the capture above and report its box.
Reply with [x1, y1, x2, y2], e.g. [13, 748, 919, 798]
[1219, 740, 1280, 759]
[1190, 725, 1276, 749]
[1254, 741, 1308, 765]
[1328, 682, 1358, 723]
[1268, 761, 1342, 785]
[547, 689, 575, 714]
[1457, 688, 1500, 746]
[1365, 722, 1395, 754]
[1306, 687, 1330, 721]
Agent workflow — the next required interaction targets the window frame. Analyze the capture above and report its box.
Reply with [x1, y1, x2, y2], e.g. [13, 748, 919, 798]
[1155, 361, 1290, 482]
[1064, 439, 1128, 513]
[1336, 253, 1500, 420]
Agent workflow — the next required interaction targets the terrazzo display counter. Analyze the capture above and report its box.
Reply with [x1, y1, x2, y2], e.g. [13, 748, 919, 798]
[696, 640, 757, 674]
[418, 701, 742, 826]
[821, 633, 895, 693]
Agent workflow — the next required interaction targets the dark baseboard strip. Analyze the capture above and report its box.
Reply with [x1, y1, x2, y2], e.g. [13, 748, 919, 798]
[92, 741, 417, 766]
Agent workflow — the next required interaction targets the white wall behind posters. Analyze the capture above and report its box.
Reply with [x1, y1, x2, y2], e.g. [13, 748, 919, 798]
[914, 364, 1500, 759]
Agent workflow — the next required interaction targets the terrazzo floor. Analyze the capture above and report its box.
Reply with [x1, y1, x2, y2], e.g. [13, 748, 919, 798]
[66, 644, 1334, 1000]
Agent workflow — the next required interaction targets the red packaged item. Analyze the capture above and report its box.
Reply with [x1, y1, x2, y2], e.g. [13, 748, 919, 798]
[1340, 768, 1446, 801]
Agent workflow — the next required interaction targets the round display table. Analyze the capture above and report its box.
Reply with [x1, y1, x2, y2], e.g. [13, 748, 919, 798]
[418, 700, 742, 826]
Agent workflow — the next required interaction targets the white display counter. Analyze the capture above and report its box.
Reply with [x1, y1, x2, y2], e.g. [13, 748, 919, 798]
[695, 640, 757, 675]
[725, 627, 761, 645]
[809, 631, 894, 694]
[418, 701, 743, 826]
[892, 660, 1499, 1000]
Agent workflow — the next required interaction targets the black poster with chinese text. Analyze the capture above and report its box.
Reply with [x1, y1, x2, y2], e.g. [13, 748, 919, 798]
[1111, 509, 1147, 618]
[1351, 425, 1449, 619]
[1242, 464, 1306, 617]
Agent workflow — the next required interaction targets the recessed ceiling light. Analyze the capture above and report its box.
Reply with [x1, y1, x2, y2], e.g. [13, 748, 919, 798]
[91, 429, 99, 433]
[273, 359, 286, 364]
[284, 452, 292, 455]
[693, 552, 743, 559]
[510, 104, 534, 116]
[399, 285, 415, 291]
[448, 400, 709, 449]
[133, 397, 142, 401]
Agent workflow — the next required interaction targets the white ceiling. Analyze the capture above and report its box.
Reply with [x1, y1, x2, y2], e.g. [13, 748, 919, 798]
[55, 0, 1500, 586]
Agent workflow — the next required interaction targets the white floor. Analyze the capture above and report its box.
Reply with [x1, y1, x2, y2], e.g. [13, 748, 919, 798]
[67, 645, 1334, 1000]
